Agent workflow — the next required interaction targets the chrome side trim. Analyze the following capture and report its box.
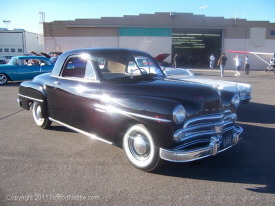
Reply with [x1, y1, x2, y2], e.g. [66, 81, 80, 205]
[125, 111, 171, 123]
[18, 94, 43, 103]
[160, 125, 243, 162]
[94, 103, 171, 123]
[49, 118, 112, 145]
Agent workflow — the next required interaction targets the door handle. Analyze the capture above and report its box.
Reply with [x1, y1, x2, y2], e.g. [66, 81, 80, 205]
[54, 81, 61, 85]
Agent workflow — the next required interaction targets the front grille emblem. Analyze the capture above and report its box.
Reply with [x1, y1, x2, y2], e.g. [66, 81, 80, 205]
[215, 125, 223, 133]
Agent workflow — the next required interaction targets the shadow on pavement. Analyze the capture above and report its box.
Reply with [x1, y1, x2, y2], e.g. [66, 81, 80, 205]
[153, 102, 275, 195]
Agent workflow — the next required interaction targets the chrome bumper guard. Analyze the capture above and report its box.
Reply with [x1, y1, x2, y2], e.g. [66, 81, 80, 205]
[160, 125, 243, 162]
[17, 98, 21, 106]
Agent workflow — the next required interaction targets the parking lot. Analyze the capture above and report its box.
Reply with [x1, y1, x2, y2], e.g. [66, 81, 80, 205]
[0, 68, 275, 206]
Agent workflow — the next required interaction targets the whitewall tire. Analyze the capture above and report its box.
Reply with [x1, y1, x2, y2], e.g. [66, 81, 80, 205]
[32, 101, 52, 129]
[123, 124, 162, 171]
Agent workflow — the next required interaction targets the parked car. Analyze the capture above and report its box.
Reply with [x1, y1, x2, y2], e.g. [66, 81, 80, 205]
[0, 57, 6, 64]
[154, 53, 172, 67]
[0, 56, 54, 85]
[17, 48, 243, 171]
[163, 67, 252, 104]
[2, 55, 14, 63]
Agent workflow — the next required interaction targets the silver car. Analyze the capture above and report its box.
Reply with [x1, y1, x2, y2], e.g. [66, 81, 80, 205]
[163, 67, 252, 104]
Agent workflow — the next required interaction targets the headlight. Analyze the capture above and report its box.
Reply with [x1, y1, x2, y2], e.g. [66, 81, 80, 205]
[173, 105, 186, 124]
[231, 94, 240, 108]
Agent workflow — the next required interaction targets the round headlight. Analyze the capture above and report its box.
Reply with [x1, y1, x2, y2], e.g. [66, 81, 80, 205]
[173, 105, 186, 124]
[231, 94, 240, 108]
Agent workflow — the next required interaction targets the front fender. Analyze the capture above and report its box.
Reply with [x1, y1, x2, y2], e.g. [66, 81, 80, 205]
[111, 95, 182, 148]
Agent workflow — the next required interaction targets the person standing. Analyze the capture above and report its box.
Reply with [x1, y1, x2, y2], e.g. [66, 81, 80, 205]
[244, 55, 250, 75]
[233, 55, 243, 76]
[173, 53, 178, 68]
[209, 54, 215, 69]
[217, 53, 227, 77]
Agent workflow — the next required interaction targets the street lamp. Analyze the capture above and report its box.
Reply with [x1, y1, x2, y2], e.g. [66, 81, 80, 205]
[3, 20, 11, 30]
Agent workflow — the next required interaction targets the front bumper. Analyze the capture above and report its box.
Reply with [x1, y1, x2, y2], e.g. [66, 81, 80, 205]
[159, 125, 243, 162]
[240, 96, 251, 104]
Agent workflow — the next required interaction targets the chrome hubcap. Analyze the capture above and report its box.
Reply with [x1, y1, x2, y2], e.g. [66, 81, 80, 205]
[133, 135, 147, 155]
[129, 131, 150, 160]
[0, 75, 7, 84]
[33, 103, 44, 125]
[36, 105, 42, 119]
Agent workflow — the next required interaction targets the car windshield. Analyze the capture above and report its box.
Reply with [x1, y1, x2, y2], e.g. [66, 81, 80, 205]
[163, 68, 194, 77]
[92, 54, 165, 81]
[7, 57, 18, 65]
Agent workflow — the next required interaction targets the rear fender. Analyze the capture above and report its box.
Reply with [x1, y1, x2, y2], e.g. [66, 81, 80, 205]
[18, 81, 48, 118]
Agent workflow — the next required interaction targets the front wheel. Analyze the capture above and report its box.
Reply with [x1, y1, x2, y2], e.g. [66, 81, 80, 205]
[123, 124, 162, 172]
[0, 74, 8, 85]
[32, 101, 52, 129]
[266, 65, 273, 71]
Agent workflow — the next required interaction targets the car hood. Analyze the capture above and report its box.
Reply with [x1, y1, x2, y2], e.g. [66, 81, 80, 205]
[101, 78, 223, 116]
[154, 53, 170, 62]
[167, 75, 251, 93]
[0, 64, 11, 71]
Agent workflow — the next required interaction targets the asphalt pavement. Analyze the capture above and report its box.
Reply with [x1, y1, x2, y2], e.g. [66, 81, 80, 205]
[0, 69, 275, 206]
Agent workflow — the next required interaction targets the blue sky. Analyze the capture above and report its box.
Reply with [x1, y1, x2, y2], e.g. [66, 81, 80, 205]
[1, 0, 274, 34]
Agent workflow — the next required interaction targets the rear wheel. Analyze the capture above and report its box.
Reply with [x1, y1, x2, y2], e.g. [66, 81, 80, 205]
[0, 74, 8, 85]
[32, 101, 52, 129]
[123, 124, 162, 172]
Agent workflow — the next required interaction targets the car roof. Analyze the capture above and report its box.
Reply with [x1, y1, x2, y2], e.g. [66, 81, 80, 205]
[61, 47, 151, 57]
[14, 56, 50, 60]
[51, 48, 153, 76]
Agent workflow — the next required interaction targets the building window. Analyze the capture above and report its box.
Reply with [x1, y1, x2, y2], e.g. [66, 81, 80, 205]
[270, 31, 275, 35]
[11, 48, 15, 52]
[18, 48, 23, 52]
[4, 48, 9, 52]
[0, 48, 2, 52]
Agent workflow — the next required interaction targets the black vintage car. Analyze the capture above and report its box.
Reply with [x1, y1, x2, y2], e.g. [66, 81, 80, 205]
[17, 48, 243, 171]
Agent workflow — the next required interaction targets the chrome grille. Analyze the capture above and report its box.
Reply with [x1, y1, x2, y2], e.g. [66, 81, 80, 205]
[174, 110, 236, 142]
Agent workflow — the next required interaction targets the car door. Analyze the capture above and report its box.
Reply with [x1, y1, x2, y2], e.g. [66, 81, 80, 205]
[49, 55, 102, 133]
[16, 58, 41, 81]
[39, 60, 54, 74]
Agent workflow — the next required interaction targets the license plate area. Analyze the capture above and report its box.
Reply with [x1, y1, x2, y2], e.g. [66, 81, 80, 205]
[221, 135, 233, 149]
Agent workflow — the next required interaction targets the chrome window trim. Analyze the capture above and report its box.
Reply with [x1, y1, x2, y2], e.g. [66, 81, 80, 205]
[18, 94, 43, 102]
[49, 118, 113, 145]
[51, 75, 100, 83]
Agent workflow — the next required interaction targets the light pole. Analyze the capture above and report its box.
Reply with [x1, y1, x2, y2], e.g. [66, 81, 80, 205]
[39, 11, 45, 34]
[38, 12, 45, 45]
[3, 20, 11, 30]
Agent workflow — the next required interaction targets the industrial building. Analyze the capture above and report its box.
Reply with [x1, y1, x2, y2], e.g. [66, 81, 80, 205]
[0, 29, 44, 57]
[42, 12, 275, 70]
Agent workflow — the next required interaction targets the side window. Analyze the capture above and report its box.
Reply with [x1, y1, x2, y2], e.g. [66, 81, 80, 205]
[39, 60, 49, 66]
[85, 60, 97, 80]
[27, 59, 40, 66]
[61, 57, 87, 78]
